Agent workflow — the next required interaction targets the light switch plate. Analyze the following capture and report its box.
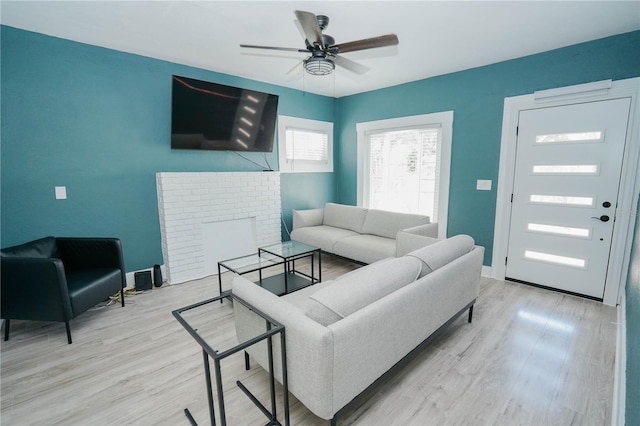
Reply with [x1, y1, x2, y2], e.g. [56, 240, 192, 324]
[55, 186, 67, 200]
[476, 180, 492, 191]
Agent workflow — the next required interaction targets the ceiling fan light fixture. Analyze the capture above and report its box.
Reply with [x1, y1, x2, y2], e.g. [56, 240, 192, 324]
[303, 57, 335, 75]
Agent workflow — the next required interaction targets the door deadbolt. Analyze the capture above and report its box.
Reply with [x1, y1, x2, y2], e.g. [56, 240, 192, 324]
[603, 201, 612, 208]
[591, 215, 610, 222]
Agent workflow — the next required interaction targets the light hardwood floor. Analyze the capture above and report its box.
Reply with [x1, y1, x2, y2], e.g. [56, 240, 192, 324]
[1, 256, 617, 425]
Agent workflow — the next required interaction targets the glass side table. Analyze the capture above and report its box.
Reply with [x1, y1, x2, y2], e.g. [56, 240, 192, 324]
[218, 241, 321, 297]
[173, 291, 289, 426]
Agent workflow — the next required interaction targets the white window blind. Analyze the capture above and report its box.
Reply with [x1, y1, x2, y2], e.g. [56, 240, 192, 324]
[278, 115, 333, 173]
[366, 126, 441, 219]
[285, 128, 328, 162]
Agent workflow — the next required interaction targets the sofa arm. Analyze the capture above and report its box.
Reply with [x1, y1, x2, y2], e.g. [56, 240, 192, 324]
[396, 232, 440, 257]
[402, 223, 439, 238]
[57, 238, 125, 274]
[0, 257, 73, 322]
[292, 208, 324, 230]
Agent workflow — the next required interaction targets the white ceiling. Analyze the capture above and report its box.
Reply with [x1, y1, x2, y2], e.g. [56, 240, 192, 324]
[2, 1, 639, 97]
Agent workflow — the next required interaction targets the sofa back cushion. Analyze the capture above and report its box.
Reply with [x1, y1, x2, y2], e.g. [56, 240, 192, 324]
[305, 256, 422, 326]
[322, 203, 368, 233]
[407, 234, 475, 278]
[361, 209, 430, 239]
[0, 236, 60, 259]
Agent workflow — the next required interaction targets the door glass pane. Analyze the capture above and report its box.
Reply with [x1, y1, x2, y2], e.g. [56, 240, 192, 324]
[535, 131, 603, 144]
[531, 164, 598, 175]
[524, 250, 586, 268]
[530, 194, 594, 206]
[527, 223, 591, 238]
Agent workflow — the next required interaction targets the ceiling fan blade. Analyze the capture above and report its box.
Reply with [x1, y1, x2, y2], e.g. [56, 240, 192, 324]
[294, 10, 324, 48]
[294, 19, 311, 49]
[332, 34, 399, 54]
[332, 55, 370, 75]
[240, 44, 307, 53]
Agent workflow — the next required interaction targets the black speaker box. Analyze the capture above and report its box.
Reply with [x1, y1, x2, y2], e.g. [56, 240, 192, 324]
[153, 264, 163, 287]
[134, 271, 153, 291]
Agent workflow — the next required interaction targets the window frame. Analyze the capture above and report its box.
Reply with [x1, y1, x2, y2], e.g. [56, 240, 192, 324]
[356, 111, 453, 238]
[278, 115, 334, 173]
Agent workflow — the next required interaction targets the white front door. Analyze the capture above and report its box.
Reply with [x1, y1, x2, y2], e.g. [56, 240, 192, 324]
[505, 98, 631, 299]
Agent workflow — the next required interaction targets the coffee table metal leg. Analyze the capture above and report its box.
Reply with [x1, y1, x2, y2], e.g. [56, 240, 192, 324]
[218, 264, 223, 304]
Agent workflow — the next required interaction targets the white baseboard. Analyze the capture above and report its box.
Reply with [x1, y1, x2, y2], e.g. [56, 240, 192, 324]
[612, 292, 626, 426]
[481, 265, 492, 278]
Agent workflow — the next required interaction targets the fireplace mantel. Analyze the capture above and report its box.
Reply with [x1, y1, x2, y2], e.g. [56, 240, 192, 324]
[156, 172, 282, 284]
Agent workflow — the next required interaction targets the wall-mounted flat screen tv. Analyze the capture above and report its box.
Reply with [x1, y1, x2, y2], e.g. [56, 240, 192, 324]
[171, 75, 279, 152]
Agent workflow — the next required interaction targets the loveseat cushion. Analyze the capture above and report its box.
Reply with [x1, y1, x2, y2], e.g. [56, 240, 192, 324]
[305, 256, 422, 326]
[407, 234, 475, 277]
[333, 234, 396, 265]
[322, 203, 368, 233]
[291, 226, 359, 253]
[361, 209, 430, 239]
[0, 236, 60, 259]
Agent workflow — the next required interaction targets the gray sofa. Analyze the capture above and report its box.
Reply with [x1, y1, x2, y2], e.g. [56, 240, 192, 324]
[290, 202, 439, 264]
[233, 234, 484, 423]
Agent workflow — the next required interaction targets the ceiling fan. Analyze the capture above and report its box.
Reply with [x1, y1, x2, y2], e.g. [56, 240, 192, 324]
[240, 10, 399, 76]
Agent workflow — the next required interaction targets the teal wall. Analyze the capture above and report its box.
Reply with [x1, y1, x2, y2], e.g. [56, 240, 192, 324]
[335, 31, 640, 265]
[626, 196, 640, 426]
[3, 22, 640, 426]
[0, 26, 336, 271]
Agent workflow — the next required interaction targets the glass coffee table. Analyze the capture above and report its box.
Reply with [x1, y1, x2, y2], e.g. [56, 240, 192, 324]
[218, 241, 321, 296]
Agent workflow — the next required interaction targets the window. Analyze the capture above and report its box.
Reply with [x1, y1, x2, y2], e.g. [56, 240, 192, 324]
[357, 112, 453, 238]
[278, 115, 333, 173]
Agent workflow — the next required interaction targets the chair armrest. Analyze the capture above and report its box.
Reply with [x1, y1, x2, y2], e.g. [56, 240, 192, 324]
[0, 257, 73, 322]
[57, 238, 125, 272]
[292, 208, 324, 230]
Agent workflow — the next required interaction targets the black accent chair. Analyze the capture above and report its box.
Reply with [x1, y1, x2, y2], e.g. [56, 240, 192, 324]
[1, 237, 126, 344]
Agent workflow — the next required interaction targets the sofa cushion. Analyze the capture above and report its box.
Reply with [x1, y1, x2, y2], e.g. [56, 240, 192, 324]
[407, 234, 475, 277]
[291, 226, 359, 253]
[333, 234, 396, 265]
[0, 236, 60, 259]
[304, 256, 423, 326]
[322, 203, 368, 234]
[361, 209, 430, 239]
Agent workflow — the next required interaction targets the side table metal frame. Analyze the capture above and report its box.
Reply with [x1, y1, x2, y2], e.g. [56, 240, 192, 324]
[173, 291, 289, 426]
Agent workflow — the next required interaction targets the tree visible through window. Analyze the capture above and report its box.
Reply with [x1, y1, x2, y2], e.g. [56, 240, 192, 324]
[357, 111, 453, 237]
[367, 127, 441, 219]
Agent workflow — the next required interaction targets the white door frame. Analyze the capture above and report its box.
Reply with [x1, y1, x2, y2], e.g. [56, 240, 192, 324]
[492, 77, 640, 306]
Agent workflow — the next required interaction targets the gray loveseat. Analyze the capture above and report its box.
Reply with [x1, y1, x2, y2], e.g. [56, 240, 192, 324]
[233, 234, 484, 424]
[290, 202, 439, 264]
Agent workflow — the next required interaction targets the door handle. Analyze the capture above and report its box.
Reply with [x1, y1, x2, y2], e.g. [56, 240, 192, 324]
[591, 215, 610, 222]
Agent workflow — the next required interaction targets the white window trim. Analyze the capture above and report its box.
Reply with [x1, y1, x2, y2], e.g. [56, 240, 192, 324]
[356, 111, 453, 239]
[278, 115, 333, 173]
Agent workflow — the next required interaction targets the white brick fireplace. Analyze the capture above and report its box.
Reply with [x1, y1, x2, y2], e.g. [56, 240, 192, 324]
[156, 172, 282, 283]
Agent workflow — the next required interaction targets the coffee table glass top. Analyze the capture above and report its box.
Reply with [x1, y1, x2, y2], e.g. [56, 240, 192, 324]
[259, 240, 319, 259]
[218, 252, 283, 275]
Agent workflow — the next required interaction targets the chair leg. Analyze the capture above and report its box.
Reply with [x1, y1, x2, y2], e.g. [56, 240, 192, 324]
[3, 319, 10, 341]
[468, 305, 474, 323]
[65, 321, 72, 344]
[121, 287, 125, 307]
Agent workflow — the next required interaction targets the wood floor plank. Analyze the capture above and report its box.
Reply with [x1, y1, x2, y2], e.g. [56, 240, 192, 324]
[1, 256, 617, 425]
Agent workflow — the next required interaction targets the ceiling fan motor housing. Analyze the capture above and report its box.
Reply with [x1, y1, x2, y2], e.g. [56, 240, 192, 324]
[316, 15, 329, 30]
